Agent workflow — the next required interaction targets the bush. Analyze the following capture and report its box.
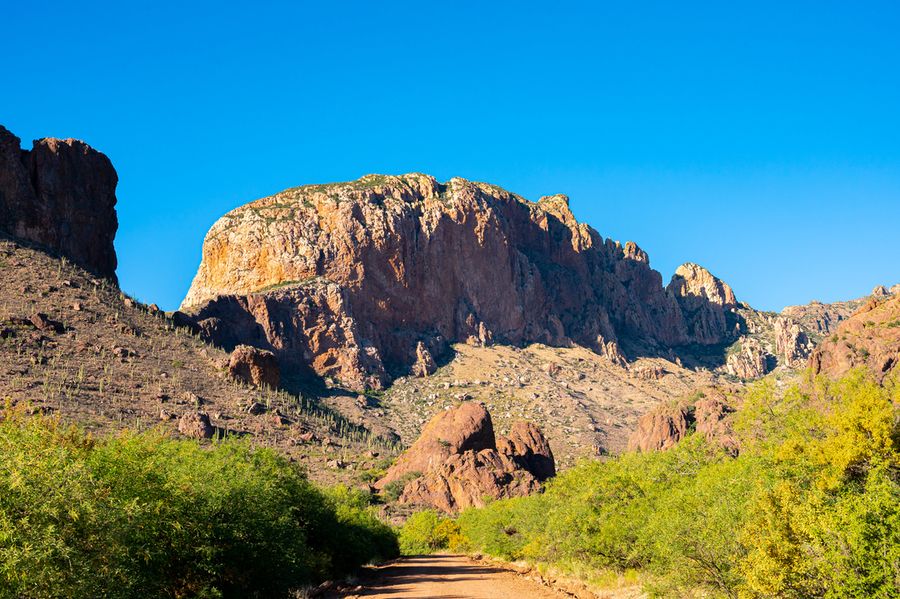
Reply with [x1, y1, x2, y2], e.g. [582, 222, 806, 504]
[398, 509, 462, 555]
[454, 370, 900, 598]
[0, 409, 398, 598]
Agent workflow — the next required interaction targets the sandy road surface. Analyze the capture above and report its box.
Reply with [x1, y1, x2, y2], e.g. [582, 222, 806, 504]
[335, 554, 571, 599]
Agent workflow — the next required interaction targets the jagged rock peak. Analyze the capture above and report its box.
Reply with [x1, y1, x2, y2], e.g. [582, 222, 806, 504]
[667, 262, 738, 346]
[667, 262, 737, 307]
[0, 125, 118, 280]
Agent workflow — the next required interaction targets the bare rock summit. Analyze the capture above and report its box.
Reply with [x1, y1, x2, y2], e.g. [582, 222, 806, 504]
[0, 125, 118, 280]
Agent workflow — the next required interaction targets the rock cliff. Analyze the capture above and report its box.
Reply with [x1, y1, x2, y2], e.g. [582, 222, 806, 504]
[0, 125, 118, 280]
[182, 174, 738, 390]
[810, 294, 900, 382]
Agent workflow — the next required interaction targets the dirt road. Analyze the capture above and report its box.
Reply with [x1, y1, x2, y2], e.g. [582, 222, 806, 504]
[336, 554, 570, 599]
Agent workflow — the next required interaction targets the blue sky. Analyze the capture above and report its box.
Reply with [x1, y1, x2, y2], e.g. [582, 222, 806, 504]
[5, 1, 899, 311]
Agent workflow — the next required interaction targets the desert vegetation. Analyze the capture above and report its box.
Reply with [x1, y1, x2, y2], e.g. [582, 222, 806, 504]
[400, 370, 900, 598]
[0, 406, 398, 598]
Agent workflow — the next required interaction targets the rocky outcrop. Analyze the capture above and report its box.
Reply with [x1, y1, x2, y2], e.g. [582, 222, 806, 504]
[667, 263, 737, 345]
[627, 390, 736, 453]
[227, 345, 280, 388]
[182, 174, 736, 390]
[375, 402, 554, 512]
[411, 341, 437, 377]
[0, 125, 118, 280]
[810, 294, 900, 383]
[627, 403, 693, 452]
[774, 317, 812, 367]
[726, 338, 769, 379]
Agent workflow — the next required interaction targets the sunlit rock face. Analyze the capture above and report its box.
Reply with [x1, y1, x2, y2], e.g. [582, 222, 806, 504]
[182, 174, 733, 390]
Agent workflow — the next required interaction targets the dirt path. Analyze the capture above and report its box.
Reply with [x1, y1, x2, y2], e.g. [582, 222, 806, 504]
[335, 553, 571, 599]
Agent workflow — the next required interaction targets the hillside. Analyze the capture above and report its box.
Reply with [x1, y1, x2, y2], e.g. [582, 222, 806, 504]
[0, 234, 399, 485]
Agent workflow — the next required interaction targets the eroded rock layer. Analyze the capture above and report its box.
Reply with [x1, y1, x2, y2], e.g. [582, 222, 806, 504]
[183, 174, 738, 390]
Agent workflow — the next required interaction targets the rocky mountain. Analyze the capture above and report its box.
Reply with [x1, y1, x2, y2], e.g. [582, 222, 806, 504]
[0, 126, 118, 281]
[181, 174, 741, 391]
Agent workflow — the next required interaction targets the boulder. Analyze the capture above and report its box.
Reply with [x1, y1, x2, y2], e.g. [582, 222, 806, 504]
[227, 345, 280, 388]
[376, 402, 495, 488]
[375, 402, 555, 512]
[398, 450, 540, 513]
[627, 403, 693, 452]
[178, 412, 214, 439]
[497, 421, 555, 481]
[627, 390, 736, 453]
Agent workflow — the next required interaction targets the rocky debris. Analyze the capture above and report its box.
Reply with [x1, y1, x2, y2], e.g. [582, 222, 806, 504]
[0, 125, 118, 280]
[227, 345, 280, 388]
[726, 338, 768, 379]
[178, 412, 214, 439]
[411, 341, 437, 377]
[774, 317, 812, 367]
[810, 294, 900, 383]
[627, 390, 736, 453]
[375, 402, 554, 512]
[180, 174, 739, 391]
[112, 346, 137, 359]
[667, 263, 738, 346]
[891, 284, 900, 295]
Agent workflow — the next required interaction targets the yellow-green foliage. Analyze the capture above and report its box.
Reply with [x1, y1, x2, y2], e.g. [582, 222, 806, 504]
[0, 409, 398, 598]
[398, 510, 464, 555]
[456, 370, 900, 598]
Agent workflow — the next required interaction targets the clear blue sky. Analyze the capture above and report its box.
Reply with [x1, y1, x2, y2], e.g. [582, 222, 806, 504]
[5, 1, 899, 311]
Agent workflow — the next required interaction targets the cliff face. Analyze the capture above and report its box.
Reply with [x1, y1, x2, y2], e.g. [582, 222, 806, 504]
[0, 126, 118, 280]
[182, 174, 737, 390]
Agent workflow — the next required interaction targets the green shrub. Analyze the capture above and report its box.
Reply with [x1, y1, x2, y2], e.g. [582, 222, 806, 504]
[398, 509, 462, 555]
[454, 370, 900, 598]
[0, 409, 398, 598]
